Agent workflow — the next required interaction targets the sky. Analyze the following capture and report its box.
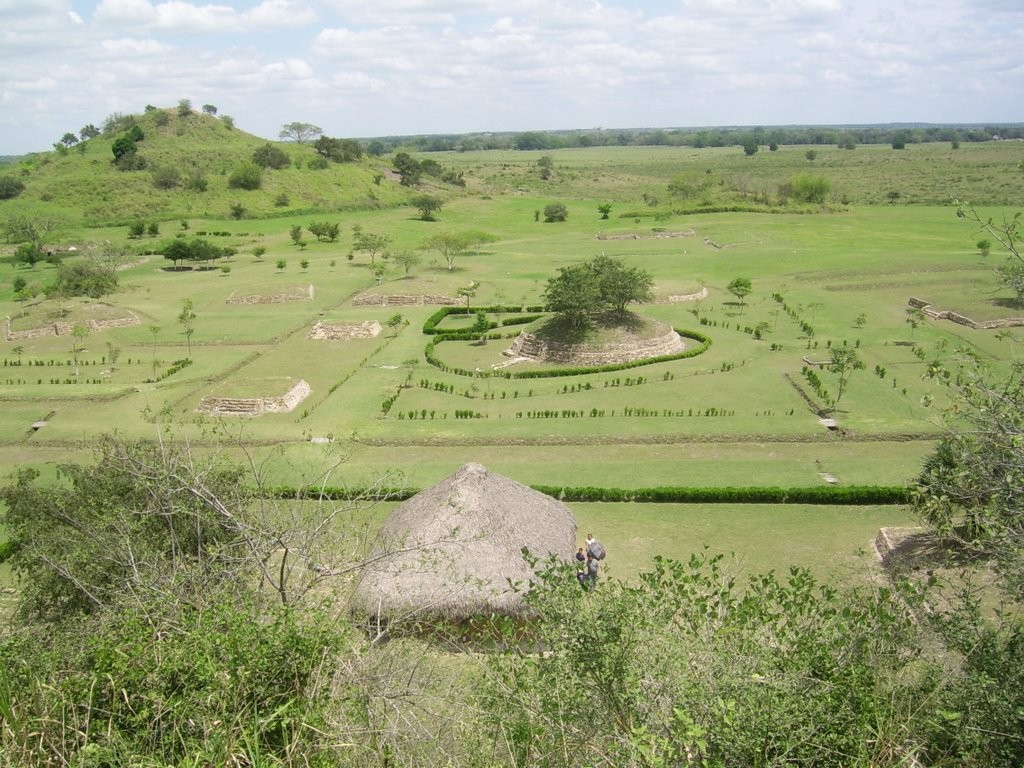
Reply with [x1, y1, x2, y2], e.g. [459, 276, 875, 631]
[1, 0, 1022, 155]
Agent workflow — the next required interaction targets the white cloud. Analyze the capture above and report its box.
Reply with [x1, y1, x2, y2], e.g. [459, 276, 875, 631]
[100, 36, 173, 54]
[1, 0, 1022, 153]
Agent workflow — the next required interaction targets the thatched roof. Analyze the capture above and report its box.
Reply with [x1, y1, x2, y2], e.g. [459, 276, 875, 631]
[351, 463, 577, 621]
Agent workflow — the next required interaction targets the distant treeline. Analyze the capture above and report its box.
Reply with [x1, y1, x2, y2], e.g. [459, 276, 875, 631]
[366, 123, 1024, 153]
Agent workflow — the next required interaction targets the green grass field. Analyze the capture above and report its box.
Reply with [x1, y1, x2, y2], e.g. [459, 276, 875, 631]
[2, 131, 1022, 585]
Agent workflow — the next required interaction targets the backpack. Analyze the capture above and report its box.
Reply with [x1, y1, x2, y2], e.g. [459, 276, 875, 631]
[588, 540, 606, 561]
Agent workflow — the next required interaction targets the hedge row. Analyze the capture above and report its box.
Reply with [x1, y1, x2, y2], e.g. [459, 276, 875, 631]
[266, 484, 910, 505]
[422, 305, 544, 335]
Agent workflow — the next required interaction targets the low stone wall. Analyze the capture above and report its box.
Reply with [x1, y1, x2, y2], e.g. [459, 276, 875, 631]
[352, 293, 460, 307]
[196, 379, 311, 416]
[596, 229, 695, 241]
[666, 286, 709, 303]
[307, 321, 381, 340]
[503, 327, 685, 366]
[5, 313, 140, 341]
[909, 297, 1024, 329]
[226, 285, 314, 305]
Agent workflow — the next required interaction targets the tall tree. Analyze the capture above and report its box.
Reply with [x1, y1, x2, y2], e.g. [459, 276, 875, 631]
[352, 229, 390, 264]
[178, 299, 196, 359]
[420, 232, 472, 271]
[726, 277, 753, 311]
[825, 347, 864, 410]
[957, 202, 1023, 306]
[411, 195, 443, 221]
[393, 152, 422, 186]
[543, 262, 603, 328]
[279, 121, 323, 144]
[915, 357, 1024, 598]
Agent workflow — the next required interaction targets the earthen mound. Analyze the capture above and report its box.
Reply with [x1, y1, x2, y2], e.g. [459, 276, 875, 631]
[503, 314, 684, 367]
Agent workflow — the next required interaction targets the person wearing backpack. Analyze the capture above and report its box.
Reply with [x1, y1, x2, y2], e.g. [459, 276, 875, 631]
[585, 553, 600, 590]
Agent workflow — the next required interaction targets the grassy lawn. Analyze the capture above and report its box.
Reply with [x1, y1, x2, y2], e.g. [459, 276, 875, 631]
[2, 138, 1020, 597]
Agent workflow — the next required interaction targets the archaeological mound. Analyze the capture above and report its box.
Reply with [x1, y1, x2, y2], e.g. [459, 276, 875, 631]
[503, 312, 685, 367]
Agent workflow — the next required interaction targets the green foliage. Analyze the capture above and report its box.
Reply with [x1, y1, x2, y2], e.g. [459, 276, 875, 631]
[150, 163, 181, 189]
[544, 254, 654, 325]
[279, 121, 322, 144]
[110, 133, 137, 161]
[477, 550, 927, 768]
[420, 231, 471, 270]
[47, 259, 118, 299]
[13, 242, 46, 269]
[252, 142, 291, 169]
[411, 193, 443, 220]
[0, 176, 25, 199]
[784, 174, 832, 204]
[307, 220, 340, 242]
[915, 359, 1024, 598]
[543, 202, 568, 222]
[228, 161, 263, 190]
[312, 135, 361, 163]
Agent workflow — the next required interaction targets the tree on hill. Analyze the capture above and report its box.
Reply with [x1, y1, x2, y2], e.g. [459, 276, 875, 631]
[177, 98, 192, 116]
[544, 262, 601, 328]
[0, 177, 25, 200]
[202, 104, 217, 115]
[47, 259, 118, 299]
[313, 136, 361, 163]
[279, 121, 323, 144]
[393, 152, 423, 186]
[252, 143, 291, 169]
[592, 254, 654, 312]
[228, 162, 263, 190]
[79, 123, 99, 140]
[544, 255, 654, 327]
[3, 214, 61, 252]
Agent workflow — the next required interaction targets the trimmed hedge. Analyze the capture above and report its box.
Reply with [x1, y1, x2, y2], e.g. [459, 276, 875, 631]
[267, 484, 910, 505]
[423, 305, 535, 335]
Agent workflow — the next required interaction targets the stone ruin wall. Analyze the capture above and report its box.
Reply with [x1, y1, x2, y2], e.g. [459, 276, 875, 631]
[226, 285, 314, 305]
[352, 294, 460, 307]
[5, 313, 140, 342]
[196, 379, 311, 417]
[909, 297, 1024, 330]
[307, 321, 381, 340]
[503, 328, 685, 366]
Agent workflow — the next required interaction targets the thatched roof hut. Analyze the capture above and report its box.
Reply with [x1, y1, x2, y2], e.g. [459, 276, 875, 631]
[351, 463, 577, 623]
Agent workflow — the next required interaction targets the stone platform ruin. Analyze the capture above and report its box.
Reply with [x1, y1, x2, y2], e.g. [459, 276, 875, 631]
[502, 322, 685, 367]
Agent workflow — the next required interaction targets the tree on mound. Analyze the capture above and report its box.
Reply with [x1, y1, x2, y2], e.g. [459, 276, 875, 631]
[543, 254, 653, 328]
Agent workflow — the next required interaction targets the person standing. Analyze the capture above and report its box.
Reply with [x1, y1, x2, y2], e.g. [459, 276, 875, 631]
[585, 553, 600, 591]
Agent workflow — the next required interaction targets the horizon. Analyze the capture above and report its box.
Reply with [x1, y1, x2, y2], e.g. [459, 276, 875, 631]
[1, 0, 1022, 156]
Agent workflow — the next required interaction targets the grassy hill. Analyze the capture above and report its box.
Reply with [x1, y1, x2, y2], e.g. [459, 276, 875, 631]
[0, 108, 426, 228]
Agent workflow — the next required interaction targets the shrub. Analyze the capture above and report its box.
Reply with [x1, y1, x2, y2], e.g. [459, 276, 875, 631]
[543, 202, 569, 222]
[252, 143, 291, 169]
[228, 162, 263, 190]
[151, 164, 181, 189]
[0, 176, 25, 199]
